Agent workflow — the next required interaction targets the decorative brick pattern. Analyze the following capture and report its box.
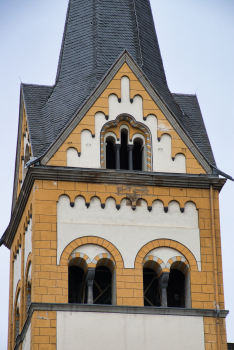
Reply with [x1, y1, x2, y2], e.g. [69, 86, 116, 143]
[142, 256, 165, 277]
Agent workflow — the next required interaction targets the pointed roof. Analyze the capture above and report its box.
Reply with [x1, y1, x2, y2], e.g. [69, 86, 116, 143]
[21, 0, 215, 167]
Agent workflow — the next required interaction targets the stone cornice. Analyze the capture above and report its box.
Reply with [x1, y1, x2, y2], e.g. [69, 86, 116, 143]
[1, 166, 226, 249]
[14, 302, 229, 350]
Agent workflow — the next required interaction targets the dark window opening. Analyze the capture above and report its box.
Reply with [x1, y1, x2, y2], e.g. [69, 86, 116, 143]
[133, 140, 143, 171]
[25, 144, 30, 164]
[167, 269, 185, 308]
[26, 281, 31, 312]
[68, 266, 87, 304]
[106, 138, 116, 169]
[15, 309, 20, 340]
[120, 130, 128, 170]
[143, 268, 161, 307]
[93, 266, 112, 305]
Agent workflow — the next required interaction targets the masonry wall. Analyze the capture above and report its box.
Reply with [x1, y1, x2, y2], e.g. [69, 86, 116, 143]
[8, 179, 227, 350]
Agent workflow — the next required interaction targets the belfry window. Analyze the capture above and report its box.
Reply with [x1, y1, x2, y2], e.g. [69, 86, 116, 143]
[68, 266, 87, 304]
[105, 127, 146, 171]
[133, 138, 143, 171]
[120, 129, 129, 170]
[143, 268, 161, 307]
[93, 266, 112, 305]
[167, 269, 185, 308]
[106, 136, 116, 170]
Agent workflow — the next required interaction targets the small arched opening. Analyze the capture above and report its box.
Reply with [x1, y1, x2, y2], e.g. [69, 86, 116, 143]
[143, 268, 161, 307]
[68, 265, 87, 304]
[106, 136, 116, 169]
[25, 262, 32, 314]
[120, 128, 129, 170]
[93, 266, 112, 305]
[14, 290, 20, 340]
[167, 269, 185, 308]
[133, 137, 143, 171]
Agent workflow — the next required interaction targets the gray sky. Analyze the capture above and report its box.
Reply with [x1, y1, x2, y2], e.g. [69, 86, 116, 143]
[0, 0, 233, 347]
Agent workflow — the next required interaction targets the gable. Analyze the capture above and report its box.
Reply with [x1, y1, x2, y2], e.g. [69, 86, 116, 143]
[48, 62, 207, 175]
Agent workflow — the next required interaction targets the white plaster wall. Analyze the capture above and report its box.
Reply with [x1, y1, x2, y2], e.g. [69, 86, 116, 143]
[146, 247, 183, 264]
[73, 244, 109, 261]
[57, 196, 201, 270]
[22, 323, 31, 350]
[13, 246, 22, 307]
[67, 148, 79, 167]
[66, 112, 106, 168]
[24, 219, 32, 272]
[57, 311, 205, 350]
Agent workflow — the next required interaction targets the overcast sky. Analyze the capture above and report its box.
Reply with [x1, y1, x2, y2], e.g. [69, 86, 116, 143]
[0, 0, 233, 347]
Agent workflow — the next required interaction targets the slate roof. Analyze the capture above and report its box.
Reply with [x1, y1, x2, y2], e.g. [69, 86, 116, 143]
[172, 94, 216, 166]
[22, 0, 215, 167]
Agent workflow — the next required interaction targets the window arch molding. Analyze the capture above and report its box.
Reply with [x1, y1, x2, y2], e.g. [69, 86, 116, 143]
[100, 114, 152, 171]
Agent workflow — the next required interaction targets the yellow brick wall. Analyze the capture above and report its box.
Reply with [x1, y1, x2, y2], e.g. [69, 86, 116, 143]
[31, 311, 56, 350]
[8, 180, 227, 349]
[48, 63, 206, 174]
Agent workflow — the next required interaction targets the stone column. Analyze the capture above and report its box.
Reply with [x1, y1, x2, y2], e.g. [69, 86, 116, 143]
[128, 145, 134, 170]
[115, 144, 121, 170]
[159, 272, 170, 307]
[86, 268, 95, 304]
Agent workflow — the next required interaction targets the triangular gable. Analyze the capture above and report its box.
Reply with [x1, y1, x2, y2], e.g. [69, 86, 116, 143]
[42, 52, 212, 174]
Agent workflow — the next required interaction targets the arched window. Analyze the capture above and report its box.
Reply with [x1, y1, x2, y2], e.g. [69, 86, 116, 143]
[167, 269, 185, 308]
[68, 266, 87, 304]
[143, 268, 161, 307]
[14, 290, 20, 340]
[93, 266, 112, 305]
[120, 129, 129, 170]
[133, 137, 143, 171]
[106, 136, 116, 170]
[15, 307, 20, 339]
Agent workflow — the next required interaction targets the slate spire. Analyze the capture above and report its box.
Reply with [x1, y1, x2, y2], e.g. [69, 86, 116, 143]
[55, 0, 168, 92]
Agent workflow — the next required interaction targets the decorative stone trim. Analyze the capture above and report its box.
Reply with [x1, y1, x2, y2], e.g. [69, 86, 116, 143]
[60, 236, 124, 269]
[166, 256, 190, 277]
[67, 252, 91, 272]
[142, 256, 165, 277]
[135, 239, 198, 272]
[100, 114, 152, 171]
[91, 253, 116, 273]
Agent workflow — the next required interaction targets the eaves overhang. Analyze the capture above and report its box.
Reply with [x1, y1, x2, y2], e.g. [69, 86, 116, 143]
[0, 165, 226, 249]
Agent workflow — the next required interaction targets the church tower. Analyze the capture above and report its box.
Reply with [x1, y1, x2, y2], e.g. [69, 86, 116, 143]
[1, 1, 232, 349]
